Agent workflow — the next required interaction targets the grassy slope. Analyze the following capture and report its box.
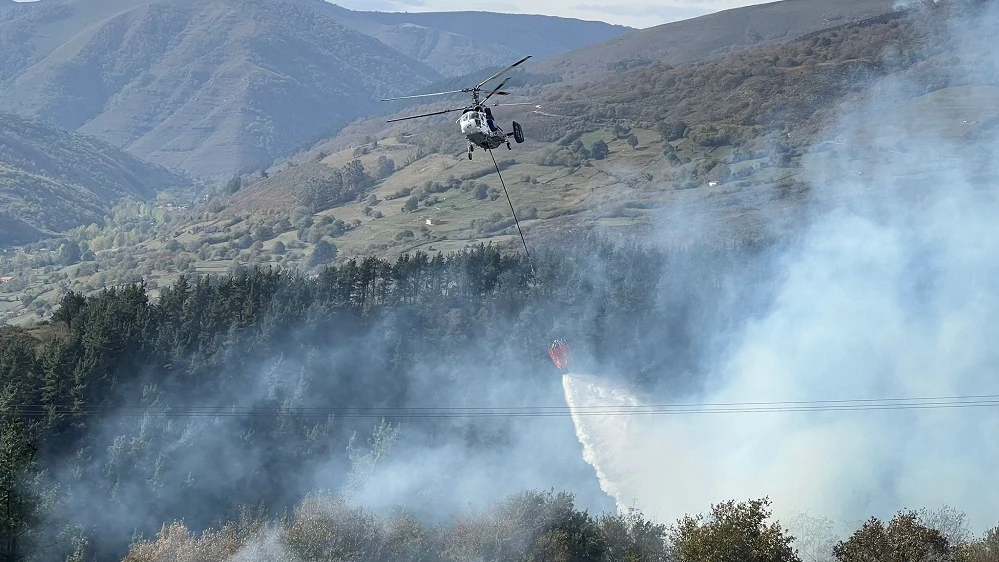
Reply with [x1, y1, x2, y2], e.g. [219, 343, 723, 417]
[275, 0, 900, 163]
[168, 2, 999, 249]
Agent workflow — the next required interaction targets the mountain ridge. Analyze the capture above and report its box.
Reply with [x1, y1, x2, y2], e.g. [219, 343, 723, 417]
[531, 0, 900, 82]
[351, 9, 633, 76]
[0, 0, 446, 178]
[0, 0, 630, 178]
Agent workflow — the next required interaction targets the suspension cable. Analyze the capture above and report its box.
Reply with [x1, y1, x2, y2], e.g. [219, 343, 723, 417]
[489, 148, 535, 276]
[488, 148, 559, 339]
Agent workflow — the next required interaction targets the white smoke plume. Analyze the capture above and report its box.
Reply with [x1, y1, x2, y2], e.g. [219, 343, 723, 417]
[562, 0, 999, 543]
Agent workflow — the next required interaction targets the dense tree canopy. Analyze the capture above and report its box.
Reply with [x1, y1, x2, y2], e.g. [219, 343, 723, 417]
[3, 233, 995, 562]
[669, 498, 800, 562]
[833, 511, 952, 562]
[0, 235, 783, 561]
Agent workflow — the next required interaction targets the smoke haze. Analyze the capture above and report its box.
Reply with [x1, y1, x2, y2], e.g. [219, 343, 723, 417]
[562, 0, 999, 543]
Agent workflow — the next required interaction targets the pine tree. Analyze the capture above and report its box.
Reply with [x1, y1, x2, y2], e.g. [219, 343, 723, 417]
[0, 419, 40, 562]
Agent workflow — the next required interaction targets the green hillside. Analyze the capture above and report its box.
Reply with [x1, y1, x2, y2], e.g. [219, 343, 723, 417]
[0, 111, 189, 244]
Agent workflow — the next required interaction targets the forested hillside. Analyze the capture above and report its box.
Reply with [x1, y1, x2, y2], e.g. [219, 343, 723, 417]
[0, 236, 780, 561]
[0, 111, 189, 244]
[3, 236, 999, 560]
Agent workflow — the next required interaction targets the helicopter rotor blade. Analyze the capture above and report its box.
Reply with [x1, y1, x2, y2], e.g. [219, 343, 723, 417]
[474, 55, 531, 90]
[385, 56, 530, 104]
[381, 89, 467, 102]
[385, 107, 466, 123]
[481, 78, 510, 104]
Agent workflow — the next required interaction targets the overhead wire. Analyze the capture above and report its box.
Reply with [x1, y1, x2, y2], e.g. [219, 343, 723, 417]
[5, 393, 999, 419]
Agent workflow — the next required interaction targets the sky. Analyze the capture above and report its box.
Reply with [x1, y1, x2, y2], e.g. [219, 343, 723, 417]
[330, 0, 774, 29]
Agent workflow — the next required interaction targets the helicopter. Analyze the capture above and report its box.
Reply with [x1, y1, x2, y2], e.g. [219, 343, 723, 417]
[381, 56, 533, 160]
[382, 56, 569, 370]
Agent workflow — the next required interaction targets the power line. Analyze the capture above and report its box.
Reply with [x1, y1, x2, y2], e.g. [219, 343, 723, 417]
[4, 394, 999, 419]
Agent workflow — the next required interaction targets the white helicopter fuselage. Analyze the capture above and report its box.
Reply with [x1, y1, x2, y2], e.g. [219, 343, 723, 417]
[458, 109, 507, 150]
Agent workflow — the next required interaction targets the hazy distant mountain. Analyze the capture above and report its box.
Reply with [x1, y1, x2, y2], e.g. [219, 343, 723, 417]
[0, 0, 631, 180]
[532, 0, 899, 82]
[328, 14, 524, 78]
[0, 0, 443, 179]
[0, 111, 188, 244]
[341, 10, 633, 77]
